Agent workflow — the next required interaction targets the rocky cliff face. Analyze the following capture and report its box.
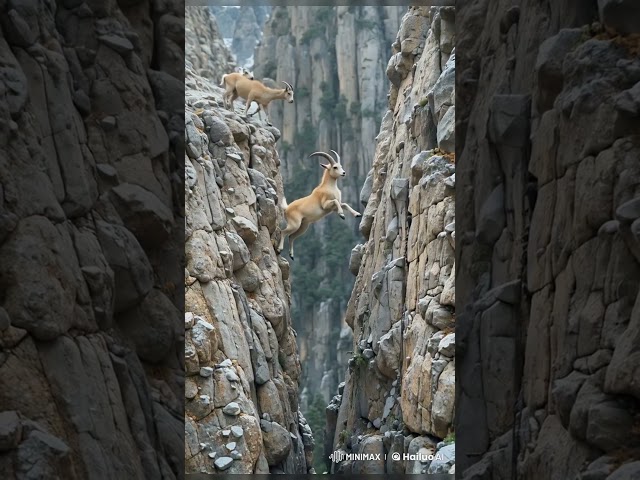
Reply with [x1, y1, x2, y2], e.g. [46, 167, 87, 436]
[211, 6, 270, 69]
[326, 6, 456, 475]
[186, 6, 236, 82]
[0, 0, 184, 478]
[183, 61, 313, 473]
[251, 4, 406, 426]
[457, 0, 640, 478]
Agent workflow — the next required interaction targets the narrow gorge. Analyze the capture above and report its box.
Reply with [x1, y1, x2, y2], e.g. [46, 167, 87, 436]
[184, 5, 456, 475]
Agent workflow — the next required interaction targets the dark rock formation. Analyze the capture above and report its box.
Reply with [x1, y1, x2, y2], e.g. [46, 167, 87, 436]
[0, 0, 184, 478]
[457, 0, 640, 478]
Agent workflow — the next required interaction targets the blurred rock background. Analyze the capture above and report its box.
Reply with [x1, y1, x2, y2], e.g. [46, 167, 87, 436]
[0, 0, 184, 478]
[457, 0, 640, 478]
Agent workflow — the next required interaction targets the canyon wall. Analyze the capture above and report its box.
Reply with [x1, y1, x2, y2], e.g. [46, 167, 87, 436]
[211, 6, 270, 69]
[457, 0, 640, 478]
[184, 56, 313, 474]
[186, 6, 235, 83]
[327, 6, 456, 475]
[0, 0, 184, 478]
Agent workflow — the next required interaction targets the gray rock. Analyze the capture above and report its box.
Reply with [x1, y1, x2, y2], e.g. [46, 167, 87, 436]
[428, 443, 455, 473]
[386, 52, 413, 87]
[352, 435, 385, 474]
[16, 428, 70, 478]
[225, 371, 240, 382]
[586, 400, 634, 452]
[608, 461, 640, 480]
[262, 421, 291, 466]
[96, 220, 154, 313]
[360, 171, 374, 206]
[438, 333, 455, 357]
[410, 151, 432, 184]
[98, 34, 134, 54]
[224, 232, 251, 273]
[234, 261, 261, 292]
[214, 456, 234, 470]
[260, 419, 272, 432]
[117, 289, 178, 363]
[488, 95, 531, 147]
[231, 216, 259, 244]
[0, 411, 22, 451]
[231, 426, 244, 438]
[476, 184, 505, 245]
[208, 116, 234, 146]
[598, 0, 640, 34]
[222, 402, 241, 416]
[4, 9, 37, 47]
[0, 307, 10, 332]
[437, 106, 455, 153]
[616, 197, 640, 223]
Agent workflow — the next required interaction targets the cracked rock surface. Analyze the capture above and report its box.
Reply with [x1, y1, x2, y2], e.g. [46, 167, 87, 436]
[0, 0, 184, 478]
[327, 6, 456, 475]
[184, 55, 312, 473]
[457, 0, 640, 478]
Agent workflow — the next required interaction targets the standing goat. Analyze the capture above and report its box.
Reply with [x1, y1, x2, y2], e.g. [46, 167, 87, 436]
[220, 68, 254, 109]
[226, 77, 294, 126]
[277, 150, 361, 260]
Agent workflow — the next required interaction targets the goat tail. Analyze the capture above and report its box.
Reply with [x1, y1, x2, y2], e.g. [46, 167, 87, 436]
[220, 74, 227, 87]
[280, 195, 288, 210]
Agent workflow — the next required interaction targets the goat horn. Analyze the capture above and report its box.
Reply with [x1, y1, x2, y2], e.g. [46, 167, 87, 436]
[282, 81, 293, 90]
[330, 149, 341, 164]
[309, 151, 335, 164]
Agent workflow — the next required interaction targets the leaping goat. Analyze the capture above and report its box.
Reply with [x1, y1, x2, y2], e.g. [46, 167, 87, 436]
[277, 150, 361, 260]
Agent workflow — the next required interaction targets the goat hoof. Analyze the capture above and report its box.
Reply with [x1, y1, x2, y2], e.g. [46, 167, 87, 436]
[355, 213, 362, 218]
[339, 214, 345, 220]
[289, 255, 294, 261]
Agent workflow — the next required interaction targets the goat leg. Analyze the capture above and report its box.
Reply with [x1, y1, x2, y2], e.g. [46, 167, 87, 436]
[288, 220, 310, 260]
[244, 96, 254, 117]
[263, 105, 273, 126]
[278, 216, 301, 255]
[249, 102, 261, 117]
[341, 203, 361, 217]
[323, 199, 345, 219]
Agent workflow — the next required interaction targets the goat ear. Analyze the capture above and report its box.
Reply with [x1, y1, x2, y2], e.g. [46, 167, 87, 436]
[320, 163, 329, 170]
